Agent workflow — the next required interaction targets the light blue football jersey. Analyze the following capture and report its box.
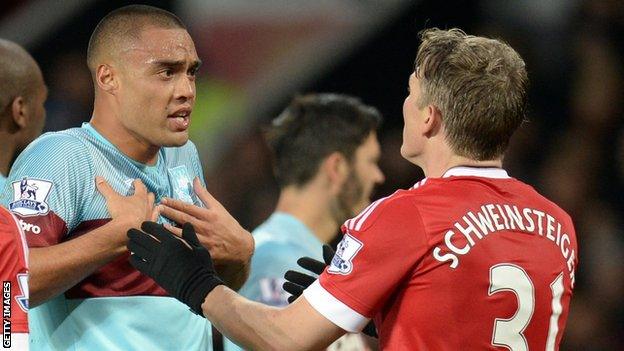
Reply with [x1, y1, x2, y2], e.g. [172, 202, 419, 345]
[224, 212, 323, 351]
[0, 174, 6, 194]
[0, 123, 213, 351]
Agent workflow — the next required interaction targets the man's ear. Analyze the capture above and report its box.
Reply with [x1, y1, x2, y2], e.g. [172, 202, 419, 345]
[322, 152, 349, 194]
[96, 64, 118, 94]
[423, 104, 442, 137]
[10, 96, 28, 129]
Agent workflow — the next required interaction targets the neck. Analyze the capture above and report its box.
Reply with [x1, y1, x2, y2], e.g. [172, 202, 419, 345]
[275, 185, 340, 244]
[417, 144, 502, 178]
[0, 134, 17, 177]
[91, 99, 159, 165]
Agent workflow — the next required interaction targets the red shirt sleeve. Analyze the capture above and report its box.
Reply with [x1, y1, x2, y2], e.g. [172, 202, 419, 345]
[319, 192, 429, 317]
[0, 207, 29, 333]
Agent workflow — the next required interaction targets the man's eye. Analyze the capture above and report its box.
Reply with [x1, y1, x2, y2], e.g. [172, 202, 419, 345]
[159, 69, 174, 78]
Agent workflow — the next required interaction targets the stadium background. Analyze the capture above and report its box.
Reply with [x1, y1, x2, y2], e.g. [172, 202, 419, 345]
[1, 0, 622, 349]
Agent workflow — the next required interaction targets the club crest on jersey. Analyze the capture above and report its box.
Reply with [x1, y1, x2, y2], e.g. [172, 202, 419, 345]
[328, 234, 363, 275]
[8, 177, 53, 216]
[167, 166, 194, 203]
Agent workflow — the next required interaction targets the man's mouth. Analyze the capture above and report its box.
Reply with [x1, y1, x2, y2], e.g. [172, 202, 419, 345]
[168, 109, 191, 130]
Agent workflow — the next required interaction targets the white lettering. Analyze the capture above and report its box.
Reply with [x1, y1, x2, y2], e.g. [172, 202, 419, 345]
[522, 208, 535, 232]
[455, 216, 482, 246]
[433, 247, 459, 269]
[444, 230, 470, 255]
[533, 209, 545, 235]
[504, 205, 525, 230]
[495, 204, 510, 230]
[469, 210, 495, 234]
[486, 204, 505, 230]
[546, 214, 556, 242]
[560, 234, 570, 259]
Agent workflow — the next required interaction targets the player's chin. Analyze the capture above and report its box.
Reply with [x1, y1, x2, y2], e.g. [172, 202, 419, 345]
[161, 131, 190, 147]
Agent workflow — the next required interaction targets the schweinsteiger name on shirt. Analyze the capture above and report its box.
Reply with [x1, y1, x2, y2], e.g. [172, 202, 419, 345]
[433, 203, 576, 286]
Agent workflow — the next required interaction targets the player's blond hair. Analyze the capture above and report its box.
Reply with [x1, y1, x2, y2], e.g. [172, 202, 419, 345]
[415, 28, 528, 160]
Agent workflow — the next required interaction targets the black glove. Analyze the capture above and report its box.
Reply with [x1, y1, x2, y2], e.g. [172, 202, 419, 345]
[283, 244, 378, 338]
[127, 221, 223, 316]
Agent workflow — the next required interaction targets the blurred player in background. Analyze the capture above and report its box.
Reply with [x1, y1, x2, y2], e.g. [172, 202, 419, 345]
[128, 28, 578, 350]
[0, 39, 47, 190]
[224, 93, 384, 351]
[0, 206, 29, 350]
[0, 5, 253, 351]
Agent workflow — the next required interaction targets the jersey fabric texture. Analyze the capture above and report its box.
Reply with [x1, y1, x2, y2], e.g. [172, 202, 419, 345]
[304, 167, 578, 350]
[224, 212, 323, 351]
[0, 206, 29, 342]
[0, 174, 6, 193]
[0, 123, 212, 351]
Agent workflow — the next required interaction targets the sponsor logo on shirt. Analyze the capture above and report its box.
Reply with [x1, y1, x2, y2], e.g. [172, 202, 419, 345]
[8, 177, 53, 217]
[18, 219, 41, 234]
[167, 166, 194, 203]
[328, 234, 363, 275]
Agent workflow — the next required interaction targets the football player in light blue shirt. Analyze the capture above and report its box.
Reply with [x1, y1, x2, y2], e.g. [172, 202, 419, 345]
[0, 39, 47, 194]
[0, 5, 253, 350]
[224, 94, 385, 351]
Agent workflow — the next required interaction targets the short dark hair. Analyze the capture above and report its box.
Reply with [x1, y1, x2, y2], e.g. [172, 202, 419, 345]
[415, 28, 528, 160]
[266, 94, 382, 188]
[87, 5, 186, 72]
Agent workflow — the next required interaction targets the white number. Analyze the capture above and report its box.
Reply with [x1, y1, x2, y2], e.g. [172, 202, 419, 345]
[489, 264, 564, 351]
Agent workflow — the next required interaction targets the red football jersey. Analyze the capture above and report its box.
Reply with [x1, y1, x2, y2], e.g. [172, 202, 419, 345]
[304, 167, 577, 350]
[0, 206, 29, 338]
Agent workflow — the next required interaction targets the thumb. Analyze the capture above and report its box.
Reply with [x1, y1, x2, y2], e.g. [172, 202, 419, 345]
[193, 177, 219, 209]
[95, 176, 118, 200]
[322, 244, 335, 266]
[182, 222, 200, 247]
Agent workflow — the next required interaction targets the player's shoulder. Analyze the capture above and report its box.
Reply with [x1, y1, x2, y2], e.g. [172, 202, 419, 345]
[21, 128, 91, 158]
[344, 187, 424, 233]
[0, 207, 20, 249]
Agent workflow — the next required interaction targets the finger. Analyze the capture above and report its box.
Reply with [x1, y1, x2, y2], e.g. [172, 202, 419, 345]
[150, 205, 160, 222]
[132, 179, 147, 196]
[159, 200, 203, 224]
[322, 244, 336, 266]
[127, 237, 153, 262]
[287, 295, 297, 304]
[284, 270, 316, 287]
[129, 254, 150, 274]
[140, 221, 176, 243]
[282, 281, 304, 297]
[193, 177, 218, 209]
[127, 228, 162, 247]
[95, 176, 118, 200]
[181, 222, 200, 246]
[147, 192, 155, 207]
[159, 204, 198, 227]
[163, 223, 183, 237]
[297, 257, 326, 275]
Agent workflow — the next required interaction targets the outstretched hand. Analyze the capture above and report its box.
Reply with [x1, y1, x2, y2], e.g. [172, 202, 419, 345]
[157, 177, 254, 266]
[127, 221, 223, 316]
[283, 244, 378, 338]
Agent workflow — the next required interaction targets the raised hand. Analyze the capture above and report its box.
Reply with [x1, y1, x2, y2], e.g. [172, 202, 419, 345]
[158, 177, 254, 266]
[95, 177, 157, 231]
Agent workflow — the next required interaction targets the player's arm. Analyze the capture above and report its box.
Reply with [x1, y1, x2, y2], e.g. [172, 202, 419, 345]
[157, 177, 254, 290]
[128, 222, 349, 350]
[30, 178, 155, 306]
[204, 286, 344, 350]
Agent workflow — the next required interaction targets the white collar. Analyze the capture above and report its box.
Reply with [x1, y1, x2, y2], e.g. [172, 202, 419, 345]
[442, 166, 510, 179]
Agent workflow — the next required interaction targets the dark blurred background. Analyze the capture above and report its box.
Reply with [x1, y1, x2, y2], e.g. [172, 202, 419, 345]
[1, 0, 622, 349]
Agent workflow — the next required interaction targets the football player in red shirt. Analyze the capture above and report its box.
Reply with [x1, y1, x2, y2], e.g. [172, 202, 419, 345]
[127, 28, 577, 350]
[0, 206, 29, 350]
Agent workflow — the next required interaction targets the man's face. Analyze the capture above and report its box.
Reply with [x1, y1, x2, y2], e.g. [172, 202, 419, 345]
[334, 132, 385, 222]
[116, 26, 200, 147]
[401, 72, 427, 161]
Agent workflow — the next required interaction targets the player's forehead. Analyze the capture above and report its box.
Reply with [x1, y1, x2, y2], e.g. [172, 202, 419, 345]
[122, 26, 198, 64]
